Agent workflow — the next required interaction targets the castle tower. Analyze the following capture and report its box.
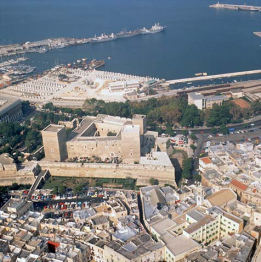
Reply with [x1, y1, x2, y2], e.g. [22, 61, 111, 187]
[121, 125, 140, 163]
[132, 114, 147, 135]
[42, 124, 68, 161]
[196, 184, 204, 206]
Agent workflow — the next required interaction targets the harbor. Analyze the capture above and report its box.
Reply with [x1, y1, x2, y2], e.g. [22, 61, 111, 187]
[0, 23, 165, 58]
[209, 2, 261, 12]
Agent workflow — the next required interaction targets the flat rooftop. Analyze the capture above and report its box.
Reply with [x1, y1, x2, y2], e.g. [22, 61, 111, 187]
[122, 125, 140, 133]
[43, 124, 64, 133]
[188, 92, 204, 100]
[161, 233, 200, 256]
[140, 152, 172, 166]
[0, 97, 21, 115]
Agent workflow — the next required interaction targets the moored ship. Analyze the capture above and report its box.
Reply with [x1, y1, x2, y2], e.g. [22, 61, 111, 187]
[238, 6, 259, 12]
[90, 33, 117, 43]
[116, 29, 141, 38]
[149, 23, 166, 33]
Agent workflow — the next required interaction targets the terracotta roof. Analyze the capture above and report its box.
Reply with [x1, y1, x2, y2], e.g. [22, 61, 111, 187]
[232, 99, 250, 109]
[200, 157, 212, 165]
[206, 189, 236, 207]
[230, 179, 248, 191]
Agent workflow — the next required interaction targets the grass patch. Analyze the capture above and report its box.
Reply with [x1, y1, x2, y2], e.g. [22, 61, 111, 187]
[42, 176, 136, 191]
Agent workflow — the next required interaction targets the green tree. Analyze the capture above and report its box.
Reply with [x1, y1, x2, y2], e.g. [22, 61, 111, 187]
[211, 127, 217, 134]
[219, 124, 229, 135]
[190, 133, 197, 141]
[206, 103, 232, 127]
[182, 157, 193, 179]
[182, 130, 189, 136]
[190, 144, 197, 151]
[149, 177, 159, 185]
[181, 105, 202, 127]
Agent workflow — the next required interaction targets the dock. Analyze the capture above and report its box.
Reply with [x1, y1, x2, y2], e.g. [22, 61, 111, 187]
[210, 3, 261, 11]
[166, 70, 261, 85]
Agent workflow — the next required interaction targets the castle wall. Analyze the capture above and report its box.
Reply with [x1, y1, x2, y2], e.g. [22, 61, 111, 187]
[0, 171, 34, 186]
[67, 139, 122, 160]
[39, 161, 175, 184]
[95, 122, 122, 136]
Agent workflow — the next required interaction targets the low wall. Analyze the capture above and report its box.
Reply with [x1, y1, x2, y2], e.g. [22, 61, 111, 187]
[39, 161, 177, 187]
[0, 171, 34, 186]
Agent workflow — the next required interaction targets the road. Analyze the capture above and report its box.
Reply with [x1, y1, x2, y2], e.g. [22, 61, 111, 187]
[172, 118, 261, 135]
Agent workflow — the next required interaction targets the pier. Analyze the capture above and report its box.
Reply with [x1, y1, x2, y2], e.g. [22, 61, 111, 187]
[209, 3, 261, 11]
[166, 70, 261, 85]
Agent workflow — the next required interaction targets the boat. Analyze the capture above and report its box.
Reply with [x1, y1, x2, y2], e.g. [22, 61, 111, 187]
[90, 33, 117, 43]
[116, 28, 141, 38]
[140, 27, 151, 34]
[195, 73, 203, 76]
[238, 6, 259, 12]
[148, 23, 166, 33]
[140, 23, 166, 34]
[38, 47, 48, 53]
[203, 72, 207, 76]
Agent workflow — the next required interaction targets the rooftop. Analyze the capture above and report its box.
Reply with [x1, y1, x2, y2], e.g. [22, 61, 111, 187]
[161, 233, 200, 256]
[231, 179, 248, 191]
[42, 124, 65, 133]
[206, 189, 236, 207]
[200, 157, 212, 165]
[122, 125, 140, 133]
[188, 92, 205, 100]
[0, 97, 21, 116]
[140, 152, 172, 166]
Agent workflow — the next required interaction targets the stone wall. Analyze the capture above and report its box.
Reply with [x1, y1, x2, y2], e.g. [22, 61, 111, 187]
[67, 139, 122, 160]
[39, 161, 176, 185]
[0, 171, 34, 186]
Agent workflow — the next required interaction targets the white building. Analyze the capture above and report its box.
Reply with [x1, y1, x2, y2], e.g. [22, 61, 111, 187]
[108, 80, 140, 93]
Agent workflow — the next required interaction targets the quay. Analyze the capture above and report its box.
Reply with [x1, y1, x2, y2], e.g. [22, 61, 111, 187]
[166, 70, 261, 85]
[209, 2, 261, 11]
[0, 23, 165, 58]
[254, 32, 261, 38]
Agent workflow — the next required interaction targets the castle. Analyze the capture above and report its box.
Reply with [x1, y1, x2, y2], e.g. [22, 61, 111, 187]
[42, 114, 147, 164]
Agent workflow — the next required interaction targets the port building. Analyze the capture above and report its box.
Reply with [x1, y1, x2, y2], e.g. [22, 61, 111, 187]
[108, 80, 140, 93]
[188, 92, 228, 110]
[0, 97, 22, 123]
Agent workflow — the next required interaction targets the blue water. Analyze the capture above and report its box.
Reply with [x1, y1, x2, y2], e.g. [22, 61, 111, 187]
[0, 0, 260, 80]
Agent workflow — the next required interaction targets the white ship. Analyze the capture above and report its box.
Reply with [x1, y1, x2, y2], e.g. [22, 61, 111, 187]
[149, 23, 166, 33]
[90, 33, 117, 43]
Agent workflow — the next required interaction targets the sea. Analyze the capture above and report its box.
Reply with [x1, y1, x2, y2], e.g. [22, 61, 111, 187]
[0, 0, 260, 86]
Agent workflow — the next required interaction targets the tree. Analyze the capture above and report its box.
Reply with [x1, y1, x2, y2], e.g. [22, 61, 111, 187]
[182, 130, 189, 136]
[190, 133, 197, 141]
[219, 124, 229, 135]
[190, 144, 197, 151]
[194, 173, 201, 182]
[149, 177, 159, 185]
[251, 100, 261, 116]
[181, 105, 202, 127]
[211, 127, 217, 134]
[182, 157, 193, 179]
[21, 101, 33, 115]
[206, 103, 232, 127]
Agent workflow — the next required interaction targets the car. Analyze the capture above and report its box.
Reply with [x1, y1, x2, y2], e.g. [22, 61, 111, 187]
[251, 123, 255, 126]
